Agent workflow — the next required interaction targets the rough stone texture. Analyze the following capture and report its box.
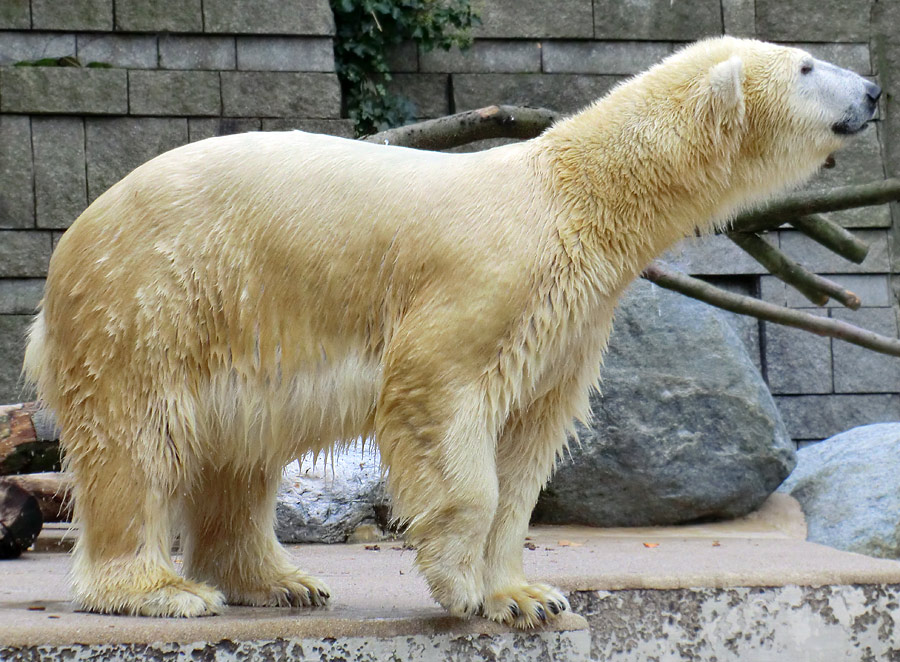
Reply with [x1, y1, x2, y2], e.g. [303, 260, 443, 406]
[76, 34, 157, 69]
[475, 0, 593, 39]
[159, 35, 236, 71]
[775, 394, 900, 441]
[453, 74, 622, 115]
[0, 0, 29, 29]
[0, 67, 127, 115]
[236, 37, 334, 72]
[831, 307, 900, 393]
[756, 0, 873, 42]
[0, 115, 34, 229]
[203, 0, 335, 35]
[764, 311, 833, 395]
[778, 229, 890, 273]
[388, 73, 449, 119]
[260, 118, 355, 136]
[572, 584, 900, 661]
[780, 423, 900, 559]
[761, 273, 892, 308]
[0, 232, 52, 278]
[532, 279, 795, 527]
[85, 118, 188, 202]
[275, 446, 387, 544]
[30, 0, 112, 31]
[220, 72, 341, 118]
[663, 233, 771, 276]
[0, 315, 32, 403]
[419, 41, 541, 74]
[593, 0, 722, 40]
[0, 629, 591, 662]
[542, 41, 670, 75]
[698, 276, 762, 370]
[722, 0, 755, 37]
[32, 117, 87, 229]
[385, 42, 418, 73]
[115, 0, 202, 32]
[0, 280, 43, 314]
[0, 32, 76, 66]
[188, 118, 263, 142]
[129, 70, 221, 116]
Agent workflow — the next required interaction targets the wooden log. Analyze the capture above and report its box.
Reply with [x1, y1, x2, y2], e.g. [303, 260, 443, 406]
[0, 402, 61, 475]
[1, 472, 71, 523]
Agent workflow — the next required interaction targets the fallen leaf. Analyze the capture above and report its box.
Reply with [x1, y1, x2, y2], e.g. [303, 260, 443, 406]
[27, 605, 45, 611]
[557, 540, 583, 547]
[643, 543, 659, 549]
[524, 542, 537, 550]
[364, 544, 381, 551]
[712, 541, 721, 547]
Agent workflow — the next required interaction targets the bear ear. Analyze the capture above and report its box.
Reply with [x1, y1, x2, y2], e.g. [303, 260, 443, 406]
[708, 55, 745, 121]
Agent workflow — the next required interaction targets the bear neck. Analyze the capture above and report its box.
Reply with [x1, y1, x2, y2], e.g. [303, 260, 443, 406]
[534, 92, 744, 294]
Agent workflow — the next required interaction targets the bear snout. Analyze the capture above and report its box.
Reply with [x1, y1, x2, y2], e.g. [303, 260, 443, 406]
[866, 81, 882, 103]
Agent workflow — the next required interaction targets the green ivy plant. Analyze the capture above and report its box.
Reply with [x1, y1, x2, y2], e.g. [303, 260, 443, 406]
[330, 0, 480, 136]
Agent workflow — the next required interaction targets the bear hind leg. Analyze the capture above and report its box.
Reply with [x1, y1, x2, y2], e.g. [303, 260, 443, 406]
[182, 462, 330, 608]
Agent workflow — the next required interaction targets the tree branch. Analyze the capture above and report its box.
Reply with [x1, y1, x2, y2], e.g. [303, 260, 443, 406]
[641, 262, 900, 356]
[728, 232, 861, 309]
[363, 105, 561, 150]
[787, 214, 870, 264]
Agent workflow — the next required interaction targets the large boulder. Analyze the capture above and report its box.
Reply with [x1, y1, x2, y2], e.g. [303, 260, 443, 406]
[532, 278, 796, 527]
[274, 444, 387, 543]
[778, 423, 900, 559]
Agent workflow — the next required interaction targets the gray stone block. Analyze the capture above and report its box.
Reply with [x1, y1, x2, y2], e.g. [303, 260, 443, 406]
[76, 34, 157, 69]
[764, 311, 832, 395]
[475, 0, 592, 38]
[0, 0, 29, 29]
[115, 0, 202, 32]
[756, 0, 870, 41]
[236, 37, 333, 72]
[261, 119, 355, 137]
[129, 70, 221, 116]
[778, 229, 890, 274]
[800, 125, 889, 228]
[203, 0, 334, 35]
[85, 118, 188, 202]
[188, 118, 262, 142]
[453, 73, 622, 115]
[32, 118, 87, 230]
[0, 315, 33, 403]
[761, 274, 892, 308]
[0, 67, 127, 115]
[831, 307, 900, 394]
[782, 42, 871, 76]
[385, 42, 417, 73]
[0, 32, 76, 66]
[0, 232, 53, 277]
[221, 72, 341, 118]
[542, 41, 670, 75]
[722, 0, 755, 37]
[0, 115, 34, 229]
[593, 0, 722, 40]
[388, 73, 449, 119]
[419, 41, 540, 74]
[159, 36, 235, 70]
[30, 0, 112, 30]
[774, 394, 900, 441]
[0, 279, 44, 314]
[662, 234, 772, 276]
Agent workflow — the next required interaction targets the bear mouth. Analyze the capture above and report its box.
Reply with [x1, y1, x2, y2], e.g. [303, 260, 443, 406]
[832, 119, 870, 135]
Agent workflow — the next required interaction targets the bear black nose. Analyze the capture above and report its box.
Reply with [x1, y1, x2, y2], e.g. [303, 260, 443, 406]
[866, 81, 882, 102]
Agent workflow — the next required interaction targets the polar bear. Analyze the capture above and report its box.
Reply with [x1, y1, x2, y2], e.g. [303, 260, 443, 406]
[24, 37, 878, 627]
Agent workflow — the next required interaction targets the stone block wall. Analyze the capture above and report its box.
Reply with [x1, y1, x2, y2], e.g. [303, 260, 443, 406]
[1, 0, 898, 445]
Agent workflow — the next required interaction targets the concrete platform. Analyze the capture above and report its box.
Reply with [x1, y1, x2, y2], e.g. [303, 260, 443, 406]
[2, 495, 900, 661]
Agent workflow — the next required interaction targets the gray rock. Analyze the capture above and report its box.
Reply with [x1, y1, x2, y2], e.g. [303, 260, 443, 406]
[775, 394, 900, 442]
[778, 423, 900, 558]
[275, 445, 387, 544]
[533, 279, 796, 527]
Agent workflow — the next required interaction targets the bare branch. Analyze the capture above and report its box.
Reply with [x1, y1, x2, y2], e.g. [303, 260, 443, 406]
[728, 232, 861, 309]
[787, 214, 870, 264]
[364, 105, 560, 151]
[641, 262, 900, 357]
[730, 178, 900, 232]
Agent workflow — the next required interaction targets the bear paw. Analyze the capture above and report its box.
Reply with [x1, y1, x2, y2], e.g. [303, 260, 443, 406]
[481, 583, 570, 629]
[78, 578, 226, 617]
[227, 571, 331, 608]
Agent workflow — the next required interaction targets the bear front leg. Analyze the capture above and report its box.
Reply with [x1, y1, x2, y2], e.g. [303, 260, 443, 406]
[480, 392, 574, 629]
[182, 462, 330, 608]
[377, 369, 499, 619]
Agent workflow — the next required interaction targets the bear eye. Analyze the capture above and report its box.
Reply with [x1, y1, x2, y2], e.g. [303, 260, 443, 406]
[800, 64, 813, 75]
